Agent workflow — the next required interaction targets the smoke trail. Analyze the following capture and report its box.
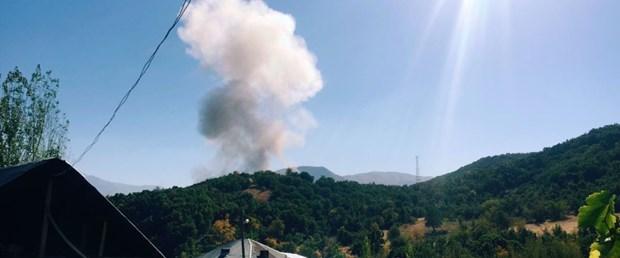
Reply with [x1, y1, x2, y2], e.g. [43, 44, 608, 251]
[178, 0, 322, 178]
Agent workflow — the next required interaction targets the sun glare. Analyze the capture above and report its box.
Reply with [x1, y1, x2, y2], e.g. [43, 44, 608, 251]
[432, 0, 500, 155]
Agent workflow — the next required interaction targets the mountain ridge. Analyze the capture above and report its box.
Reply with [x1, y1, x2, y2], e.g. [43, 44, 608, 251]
[276, 166, 431, 185]
[343, 171, 432, 185]
[85, 175, 158, 196]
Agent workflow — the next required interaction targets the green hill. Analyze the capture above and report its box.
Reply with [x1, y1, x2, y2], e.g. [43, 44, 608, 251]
[109, 124, 620, 257]
[417, 124, 620, 222]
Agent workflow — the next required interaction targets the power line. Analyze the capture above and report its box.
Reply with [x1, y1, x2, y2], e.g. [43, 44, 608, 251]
[73, 0, 192, 165]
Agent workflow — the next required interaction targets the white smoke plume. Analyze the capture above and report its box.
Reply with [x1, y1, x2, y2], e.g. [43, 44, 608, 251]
[178, 0, 323, 178]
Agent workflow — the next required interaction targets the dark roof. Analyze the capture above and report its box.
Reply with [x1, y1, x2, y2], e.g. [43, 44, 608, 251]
[0, 158, 165, 258]
[0, 159, 49, 188]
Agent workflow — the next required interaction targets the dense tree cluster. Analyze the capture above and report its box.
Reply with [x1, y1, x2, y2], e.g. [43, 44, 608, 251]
[111, 171, 423, 256]
[388, 223, 588, 258]
[418, 124, 620, 223]
[0, 66, 69, 167]
[110, 124, 620, 257]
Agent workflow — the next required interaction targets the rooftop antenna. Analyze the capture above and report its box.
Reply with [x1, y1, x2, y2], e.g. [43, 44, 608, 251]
[416, 155, 419, 183]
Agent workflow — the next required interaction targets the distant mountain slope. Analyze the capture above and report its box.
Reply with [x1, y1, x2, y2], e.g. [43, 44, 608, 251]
[343, 171, 431, 185]
[85, 175, 157, 196]
[276, 166, 344, 181]
[277, 166, 431, 185]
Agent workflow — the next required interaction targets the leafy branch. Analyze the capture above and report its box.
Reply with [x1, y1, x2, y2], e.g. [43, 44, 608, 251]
[578, 190, 620, 258]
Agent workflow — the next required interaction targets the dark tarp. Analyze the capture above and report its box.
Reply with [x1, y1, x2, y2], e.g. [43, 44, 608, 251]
[0, 158, 165, 258]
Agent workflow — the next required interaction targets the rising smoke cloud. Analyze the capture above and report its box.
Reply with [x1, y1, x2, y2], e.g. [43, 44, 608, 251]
[178, 0, 323, 178]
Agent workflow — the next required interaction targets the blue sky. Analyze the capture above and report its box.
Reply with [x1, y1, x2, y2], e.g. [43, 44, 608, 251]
[1, 1, 618, 187]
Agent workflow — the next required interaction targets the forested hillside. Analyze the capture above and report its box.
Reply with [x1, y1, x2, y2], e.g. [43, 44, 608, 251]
[417, 124, 620, 222]
[110, 124, 620, 257]
[111, 171, 423, 256]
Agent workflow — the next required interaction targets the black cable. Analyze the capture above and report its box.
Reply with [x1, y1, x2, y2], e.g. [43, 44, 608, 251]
[73, 0, 191, 165]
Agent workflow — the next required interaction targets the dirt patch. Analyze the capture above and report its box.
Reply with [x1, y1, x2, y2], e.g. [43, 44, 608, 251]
[400, 218, 426, 240]
[440, 221, 460, 233]
[338, 246, 355, 258]
[520, 215, 578, 235]
[243, 188, 272, 202]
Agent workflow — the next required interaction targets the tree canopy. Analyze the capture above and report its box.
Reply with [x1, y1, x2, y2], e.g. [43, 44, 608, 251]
[0, 65, 69, 167]
[110, 124, 620, 257]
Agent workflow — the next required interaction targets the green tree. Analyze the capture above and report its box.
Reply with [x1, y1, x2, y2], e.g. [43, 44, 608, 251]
[388, 225, 401, 242]
[337, 226, 354, 245]
[359, 236, 372, 258]
[0, 65, 68, 167]
[481, 199, 511, 228]
[368, 222, 385, 254]
[323, 238, 347, 258]
[426, 206, 442, 233]
[387, 226, 412, 258]
[267, 218, 285, 238]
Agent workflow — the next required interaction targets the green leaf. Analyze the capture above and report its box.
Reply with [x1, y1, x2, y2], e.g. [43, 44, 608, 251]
[578, 190, 617, 236]
[608, 238, 620, 258]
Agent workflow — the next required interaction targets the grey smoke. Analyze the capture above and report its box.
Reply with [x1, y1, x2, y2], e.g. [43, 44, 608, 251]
[199, 82, 286, 171]
[179, 0, 323, 178]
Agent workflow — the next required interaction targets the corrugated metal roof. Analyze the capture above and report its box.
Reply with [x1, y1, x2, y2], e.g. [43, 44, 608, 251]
[0, 158, 166, 257]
